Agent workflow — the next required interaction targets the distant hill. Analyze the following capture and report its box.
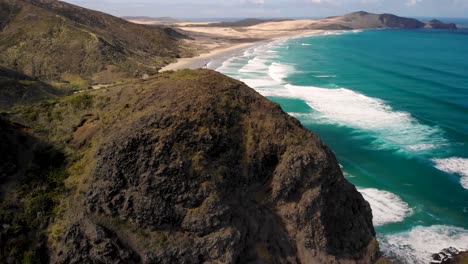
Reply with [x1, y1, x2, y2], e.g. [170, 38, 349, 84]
[425, 19, 457, 29]
[306, 11, 457, 30]
[191, 18, 292, 27]
[0, 0, 181, 90]
[122, 16, 180, 24]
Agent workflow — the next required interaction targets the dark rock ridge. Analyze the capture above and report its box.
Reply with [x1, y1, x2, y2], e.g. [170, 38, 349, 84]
[0, 0, 181, 89]
[30, 70, 381, 263]
[425, 19, 457, 29]
[307, 11, 457, 30]
[431, 248, 468, 264]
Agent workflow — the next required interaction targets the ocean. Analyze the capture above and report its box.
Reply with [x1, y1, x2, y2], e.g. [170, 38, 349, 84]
[213, 28, 468, 263]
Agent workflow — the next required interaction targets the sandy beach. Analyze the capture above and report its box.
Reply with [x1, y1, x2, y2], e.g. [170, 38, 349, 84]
[159, 42, 257, 71]
[159, 26, 325, 72]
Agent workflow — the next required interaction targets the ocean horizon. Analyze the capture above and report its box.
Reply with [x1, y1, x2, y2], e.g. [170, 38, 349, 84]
[214, 27, 468, 263]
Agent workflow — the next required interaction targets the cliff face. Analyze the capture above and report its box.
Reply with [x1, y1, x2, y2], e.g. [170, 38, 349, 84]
[0, 70, 381, 263]
[6, 70, 378, 263]
[0, 0, 180, 89]
[425, 19, 457, 29]
[309, 11, 456, 30]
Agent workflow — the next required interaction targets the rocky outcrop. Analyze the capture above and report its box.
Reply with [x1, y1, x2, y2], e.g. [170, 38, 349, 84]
[55, 219, 140, 264]
[432, 248, 468, 264]
[378, 13, 424, 28]
[44, 70, 381, 263]
[1, 70, 382, 263]
[425, 19, 457, 29]
[308, 11, 457, 30]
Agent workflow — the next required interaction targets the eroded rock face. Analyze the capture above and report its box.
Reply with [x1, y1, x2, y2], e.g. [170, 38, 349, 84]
[55, 70, 379, 263]
[425, 19, 457, 29]
[55, 220, 140, 264]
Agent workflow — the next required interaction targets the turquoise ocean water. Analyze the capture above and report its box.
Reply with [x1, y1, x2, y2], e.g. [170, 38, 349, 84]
[214, 28, 468, 263]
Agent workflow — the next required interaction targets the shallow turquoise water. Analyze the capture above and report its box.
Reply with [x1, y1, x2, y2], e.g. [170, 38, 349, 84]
[216, 28, 468, 263]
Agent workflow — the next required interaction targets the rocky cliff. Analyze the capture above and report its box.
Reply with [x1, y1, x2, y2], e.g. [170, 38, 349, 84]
[0, 0, 181, 90]
[425, 19, 457, 29]
[308, 11, 457, 30]
[2, 70, 382, 263]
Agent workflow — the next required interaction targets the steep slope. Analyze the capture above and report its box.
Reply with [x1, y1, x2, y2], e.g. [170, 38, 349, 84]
[0, 0, 181, 90]
[4, 70, 382, 263]
[0, 117, 67, 263]
[0, 67, 64, 110]
[425, 19, 457, 29]
[308, 11, 425, 29]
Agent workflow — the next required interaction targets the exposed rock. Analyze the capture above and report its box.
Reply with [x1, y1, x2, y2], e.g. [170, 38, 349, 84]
[306, 11, 457, 30]
[425, 19, 457, 29]
[46, 70, 381, 263]
[55, 219, 140, 264]
[1, 69, 382, 263]
[431, 248, 468, 264]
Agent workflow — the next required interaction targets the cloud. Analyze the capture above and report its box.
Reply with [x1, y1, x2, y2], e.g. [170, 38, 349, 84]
[241, 0, 265, 4]
[62, 0, 468, 19]
[406, 0, 422, 6]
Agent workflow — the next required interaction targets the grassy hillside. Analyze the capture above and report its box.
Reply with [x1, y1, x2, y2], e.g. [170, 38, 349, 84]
[0, 70, 380, 263]
[0, 0, 182, 90]
[0, 67, 64, 110]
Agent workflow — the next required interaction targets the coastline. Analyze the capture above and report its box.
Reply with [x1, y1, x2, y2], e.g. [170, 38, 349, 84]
[159, 30, 324, 72]
[159, 42, 257, 72]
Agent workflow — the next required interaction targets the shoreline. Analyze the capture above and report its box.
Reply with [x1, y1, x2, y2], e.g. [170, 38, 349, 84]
[159, 42, 257, 72]
[159, 30, 324, 72]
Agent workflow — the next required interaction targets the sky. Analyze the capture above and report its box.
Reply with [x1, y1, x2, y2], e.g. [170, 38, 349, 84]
[63, 0, 468, 19]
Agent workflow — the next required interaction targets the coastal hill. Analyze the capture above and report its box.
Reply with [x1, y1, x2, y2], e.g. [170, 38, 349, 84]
[173, 11, 457, 48]
[0, 1, 460, 263]
[313, 11, 425, 29]
[0, 67, 64, 110]
[245, 11, 458, 30]
[122, 16, 181, 25]
[190, 18, 293, 27]
[425, 19, 458, 29]
[1, 69, 383, 263]
[0, 0, 182, 90]
[311, 11, 457, 30]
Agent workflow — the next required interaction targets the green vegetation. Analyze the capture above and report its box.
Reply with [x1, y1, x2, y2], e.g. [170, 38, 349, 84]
[0, 0, 183, 91]
[0, 145, 67, 264]
[0, 67, 64, 110]
[67, 93, 93, 110]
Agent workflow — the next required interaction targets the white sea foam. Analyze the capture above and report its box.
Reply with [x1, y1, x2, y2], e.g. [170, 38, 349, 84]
[216, 57, 246, 74]
[301, 43, 311, 46]
[239, 78, 278, 88]
[433, 157, 468, 190]
[314, 75, 336, 78]
[285, 84, 447, 152]
[358, 188, 413, 226]
[243, 49, 254, 56]
[268, 62, 295, 83]
[321, 30, 364, 36]
[239, 57, 269, 73]
[380, 225, 468, 264]
[407, 144, 439, 151]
